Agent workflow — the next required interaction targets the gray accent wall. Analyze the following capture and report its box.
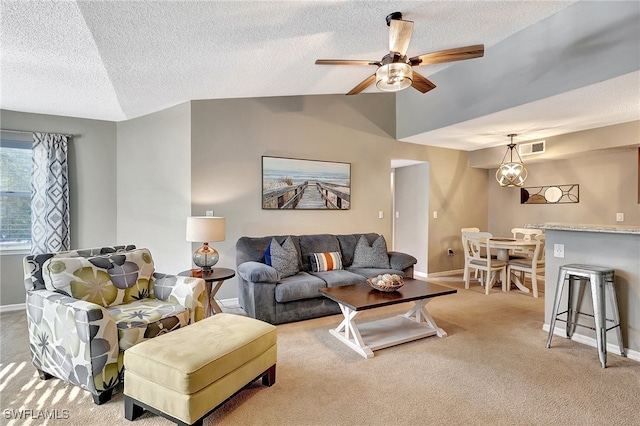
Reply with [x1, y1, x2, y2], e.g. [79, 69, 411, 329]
[396, 1, 640, 141]
[116, 102, 192, 274]
[544, 229, 640, 354]
[0, 109, 117, 306]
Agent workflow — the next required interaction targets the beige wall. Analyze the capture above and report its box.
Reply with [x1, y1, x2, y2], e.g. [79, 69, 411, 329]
[190, 95, 488, 298]
[423, 148, 489, 274]
[470, 121, 640, 169]
[487, 146, 640, 237]
[116, 102, 192, 274]
[389, 141, 490, 274]
[0, 109, 117, 306]
[484, 122, 640, 355]
[1, 96, 489, 306]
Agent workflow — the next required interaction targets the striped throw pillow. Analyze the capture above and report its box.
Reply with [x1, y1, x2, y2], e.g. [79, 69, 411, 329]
[310, 252, 343, 272]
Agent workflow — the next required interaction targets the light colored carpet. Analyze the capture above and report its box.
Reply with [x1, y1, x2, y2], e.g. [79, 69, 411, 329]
[1, 276, 638, 426]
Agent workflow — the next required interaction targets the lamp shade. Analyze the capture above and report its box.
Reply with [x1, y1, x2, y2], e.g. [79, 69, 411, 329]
[376, 63, 413, 92]
[496, 161, 528, 187]
[186, 217, 225, 243]
[496, 135, 528, 187]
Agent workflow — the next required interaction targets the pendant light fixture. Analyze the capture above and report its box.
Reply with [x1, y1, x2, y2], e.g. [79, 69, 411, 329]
[496, 134, 528, 187]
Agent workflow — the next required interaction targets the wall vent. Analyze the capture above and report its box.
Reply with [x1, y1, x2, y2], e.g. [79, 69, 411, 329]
[519, 140, 545, 156]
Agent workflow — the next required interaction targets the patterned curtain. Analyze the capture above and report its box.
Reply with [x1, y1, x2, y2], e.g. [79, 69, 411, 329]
[31, 132, 70, 254]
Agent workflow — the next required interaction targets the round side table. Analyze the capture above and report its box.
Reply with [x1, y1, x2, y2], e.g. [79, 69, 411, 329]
[178, 267, 235, 317]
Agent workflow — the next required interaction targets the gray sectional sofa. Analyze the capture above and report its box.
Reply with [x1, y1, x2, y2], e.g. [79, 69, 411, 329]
[236, 233, 417, 324]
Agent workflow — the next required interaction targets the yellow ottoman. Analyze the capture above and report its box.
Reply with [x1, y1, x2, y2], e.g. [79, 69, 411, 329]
[124, 313, 277, 426]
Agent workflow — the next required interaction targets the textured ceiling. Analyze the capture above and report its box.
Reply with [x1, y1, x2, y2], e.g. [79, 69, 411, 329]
[1, 1, 638, 151]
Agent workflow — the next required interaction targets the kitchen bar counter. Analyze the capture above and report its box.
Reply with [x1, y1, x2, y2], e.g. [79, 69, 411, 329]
[527, 222, 640, 234]
[526, 222, 640, 361]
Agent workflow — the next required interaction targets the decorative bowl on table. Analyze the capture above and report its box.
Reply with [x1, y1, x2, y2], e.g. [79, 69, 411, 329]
[367, 274, 404, 292]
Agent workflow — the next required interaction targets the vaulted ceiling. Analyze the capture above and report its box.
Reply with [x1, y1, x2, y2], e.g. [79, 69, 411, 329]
[1, 1, 638, 150]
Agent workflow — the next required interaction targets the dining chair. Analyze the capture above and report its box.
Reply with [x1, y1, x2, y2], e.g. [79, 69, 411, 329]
[510, 228, 543, 259]
[461, 227, 480, 282]
[461, 231, 508, 295]
[507, 234, 546, 297]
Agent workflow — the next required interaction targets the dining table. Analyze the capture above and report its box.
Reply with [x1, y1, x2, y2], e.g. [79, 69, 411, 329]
[488, 237, 538, 294]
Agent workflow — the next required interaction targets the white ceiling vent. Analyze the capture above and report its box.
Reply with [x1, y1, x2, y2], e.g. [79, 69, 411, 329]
[519, 140, 546, 156]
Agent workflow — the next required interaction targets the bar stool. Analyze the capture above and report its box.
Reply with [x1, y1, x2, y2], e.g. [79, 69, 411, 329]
[546, 264, 625, 368]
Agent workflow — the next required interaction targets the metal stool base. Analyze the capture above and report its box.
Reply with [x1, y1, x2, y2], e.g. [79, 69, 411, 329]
[546, 264, 625, 368]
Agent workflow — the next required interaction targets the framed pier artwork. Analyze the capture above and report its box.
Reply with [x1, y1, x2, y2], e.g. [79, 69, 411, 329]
[262, 156, 351, 210]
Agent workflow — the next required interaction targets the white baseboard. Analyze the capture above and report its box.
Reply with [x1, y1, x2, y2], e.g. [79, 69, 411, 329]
[410, 270, 542, 281]
[426, 269, 463, 278]
[0, 303, 26, 313]
[542, 323, 639, 362]
[217, 297, 241, 309]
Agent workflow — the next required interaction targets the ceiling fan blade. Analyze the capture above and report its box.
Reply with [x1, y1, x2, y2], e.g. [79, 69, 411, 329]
[409, 44, 484, 66]
[315, 59, 381, 66]
[346, 74, 376, 96]
[389, 19, 414, 56]
[411, 71, 436, 94]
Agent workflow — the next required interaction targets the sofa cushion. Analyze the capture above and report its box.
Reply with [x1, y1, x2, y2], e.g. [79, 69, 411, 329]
[351, 235, 391, 269]
[310, 269, 365, 287]
[42, 248, 155, 307]
[299, 234, 340, 272]
[274, 272, 327, 303]
[309, 252, 343, 272]
[270, 237, 299, 278]
[108, 299, 189, 350]
[238, 261, 280, 283]
[346, 267, 406, 279]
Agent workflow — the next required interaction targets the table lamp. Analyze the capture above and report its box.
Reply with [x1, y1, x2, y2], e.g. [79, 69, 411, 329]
[186, 216, 226, 272]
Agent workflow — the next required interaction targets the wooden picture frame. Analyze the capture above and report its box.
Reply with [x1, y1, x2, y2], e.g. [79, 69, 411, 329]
[262, 156, 351, 210]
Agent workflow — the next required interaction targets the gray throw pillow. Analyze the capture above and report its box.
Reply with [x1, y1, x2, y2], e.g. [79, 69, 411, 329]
[269, 237, 299, 278]
[351, 235, 391, 269]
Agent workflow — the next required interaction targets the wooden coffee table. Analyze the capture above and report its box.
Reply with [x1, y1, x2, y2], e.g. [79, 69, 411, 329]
[320, 278, 456, 358]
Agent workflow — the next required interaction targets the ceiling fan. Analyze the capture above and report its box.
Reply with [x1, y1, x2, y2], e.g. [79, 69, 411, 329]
[315, 12, 484, 95]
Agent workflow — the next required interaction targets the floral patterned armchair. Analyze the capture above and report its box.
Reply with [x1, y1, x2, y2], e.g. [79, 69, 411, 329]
[23, 245, 206, 404]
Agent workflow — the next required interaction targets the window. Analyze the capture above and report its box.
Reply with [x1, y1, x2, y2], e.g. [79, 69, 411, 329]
[0, 135, 32, 252]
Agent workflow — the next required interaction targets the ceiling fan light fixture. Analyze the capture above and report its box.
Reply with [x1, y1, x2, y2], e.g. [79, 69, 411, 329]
[496, 134, 528, 187]
[375, 62, 412, 92]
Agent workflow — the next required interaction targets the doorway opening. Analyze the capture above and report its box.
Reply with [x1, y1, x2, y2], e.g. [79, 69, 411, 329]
[391, 160, 429, 277]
